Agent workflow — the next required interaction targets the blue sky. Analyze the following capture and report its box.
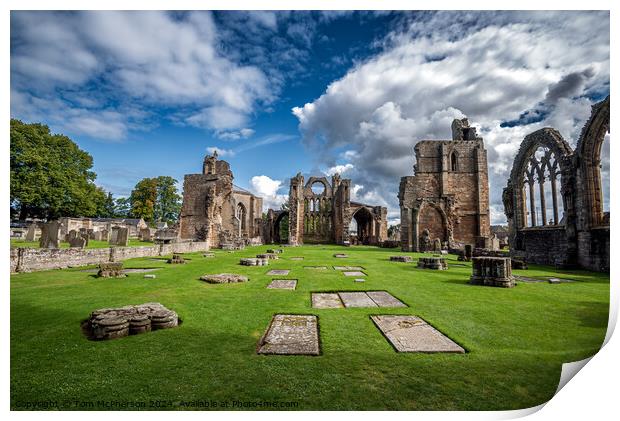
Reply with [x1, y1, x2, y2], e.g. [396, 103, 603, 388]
[10, 11, 610, 224]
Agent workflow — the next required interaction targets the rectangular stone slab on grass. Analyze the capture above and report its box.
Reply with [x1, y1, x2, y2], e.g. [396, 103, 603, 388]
[311, 293, 343, 308]
[257, 314, 320, 355]
[267, 279, 297, 290]
[367, 291, 407, 308]
[304, 266, 328, 270]
[334, 266, 364, 271]
[371, 315, 465, 353]
[290, 257, 304, 261]
[343, 271, 366, 277]
[266, 269, 290, 276]
[338, 292, 378, 308]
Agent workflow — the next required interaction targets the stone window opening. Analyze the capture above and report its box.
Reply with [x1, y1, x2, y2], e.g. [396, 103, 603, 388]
[450, 151, 458, 172]
[311, 181, 326, 195]
[235, 203, 246, 235]
[522, 147, 564, 227]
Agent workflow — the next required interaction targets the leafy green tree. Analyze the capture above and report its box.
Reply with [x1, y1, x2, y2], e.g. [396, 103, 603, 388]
[129, 178, 158, 222]
[10, 119, 105, 219]
[128, 176, 182, 224]
[153, 176, 182, 224]
[114, 197, 132, 218]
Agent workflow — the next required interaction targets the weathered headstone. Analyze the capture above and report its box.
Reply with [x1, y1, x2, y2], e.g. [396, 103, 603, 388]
[69, 236, 87, 249]
[371, 315, 465, 353]
[257, 253, 279, 260]
[267, 279, 297, 290]
[256, 314, 320, 355]
[140, 228, 152, 241]
[469, 257, 514, 288]
[25, 223, 39, 241]
[109, 226, 129, 246]
[203, 252, 215, 258]
[200, 273, 249, 284]
[39, 221, 61, 248]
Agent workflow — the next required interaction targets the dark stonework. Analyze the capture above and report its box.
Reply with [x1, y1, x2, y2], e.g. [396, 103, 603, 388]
[469, 257, 515, 288]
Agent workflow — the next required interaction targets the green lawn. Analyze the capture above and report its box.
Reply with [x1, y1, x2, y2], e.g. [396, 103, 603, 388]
[10, 238, 154, 249]
[10, 245, 609, 410]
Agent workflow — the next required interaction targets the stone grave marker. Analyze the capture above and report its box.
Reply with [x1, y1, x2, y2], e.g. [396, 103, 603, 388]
[311, 293, 343, 308]
[290, 257, 304, 261]
[343, 271, 366, 277]
[267, 279, 297, 290]
[256, 314, 320, 355]
[267, 269, 290, 276]
[371, 315, 465, 353]
[366, 291, 407, 307]
[334, 253, 348, 258]
[69, 236, 87, 249]
[339, 292, 378, 308]
[97, 262, 126, 278]
[39, 221, 61, 248]
[334, 266, 364, 271]
[304, 266, 327, 270]
[390, 256, 413, 263]
[200, 273, 248, 284]
[25, 223, 39, 241]
[354, 279, 365, 283]
[109, 226, 129, 246]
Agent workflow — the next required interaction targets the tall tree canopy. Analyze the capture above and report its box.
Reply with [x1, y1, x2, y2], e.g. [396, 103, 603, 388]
[129, 176, 181, 224]
[10, 119, 109, 220]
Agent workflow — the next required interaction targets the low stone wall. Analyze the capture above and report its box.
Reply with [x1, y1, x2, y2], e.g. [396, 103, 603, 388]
[512, 226, 568, 267]
[11, 241, 210, 273]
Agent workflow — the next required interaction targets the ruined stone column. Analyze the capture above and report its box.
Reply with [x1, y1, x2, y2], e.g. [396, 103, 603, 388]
[538, 175, 547, 226]
[550, 173, 559, 225]
[528, 180, 537, 226]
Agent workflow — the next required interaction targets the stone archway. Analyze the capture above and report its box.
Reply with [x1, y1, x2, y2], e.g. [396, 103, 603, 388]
[575, 95, 610, 228]
[415, 200, 449, 251]
[350, 207, 374, 245]
[274, 211, 289, 244]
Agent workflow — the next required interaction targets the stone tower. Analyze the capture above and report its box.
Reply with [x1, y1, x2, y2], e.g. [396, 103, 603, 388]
[398, 118, 491, 251]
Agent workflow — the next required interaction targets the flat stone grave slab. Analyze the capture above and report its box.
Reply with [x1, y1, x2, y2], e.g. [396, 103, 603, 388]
[371, 315, 465, 353]
[367, 291, 407, 307]
[267, 279, 298, 290]
[312, 291, 408, 309]
[290, 257, 304, 261]
[514, 275, 546, 283]
[548, 277, 576, 284]
[354, 279, 365, 283]
[256, 314, 320, 355]
[339, 292, 378, 308]
[334, 266, 364, 271]
[304, 266, 328, 270]
[311, 293, 343, 308]
[266, 269, 290, 276]
[343, 271, 366, 277]
[334, 253, 348, 258]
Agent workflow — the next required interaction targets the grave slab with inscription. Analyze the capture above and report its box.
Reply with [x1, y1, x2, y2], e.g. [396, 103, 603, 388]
[371, 315, 464, 353]
[256, 314, 320, 355]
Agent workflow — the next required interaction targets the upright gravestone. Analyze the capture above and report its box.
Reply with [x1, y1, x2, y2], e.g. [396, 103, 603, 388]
[109, 227, 129, 246]
[69, 236, 87, 249]
[140, 228, 152, 241]
[25, 223, 38, 241]
[39, 221, 61, 249]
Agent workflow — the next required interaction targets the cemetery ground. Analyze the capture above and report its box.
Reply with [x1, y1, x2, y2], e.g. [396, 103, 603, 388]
[10, 245, 609, 410]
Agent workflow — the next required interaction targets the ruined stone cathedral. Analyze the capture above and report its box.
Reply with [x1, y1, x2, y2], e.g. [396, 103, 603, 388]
[398, 118, 491, 251]
[179, 152, 263, 248]
[264, 173, 388, 246]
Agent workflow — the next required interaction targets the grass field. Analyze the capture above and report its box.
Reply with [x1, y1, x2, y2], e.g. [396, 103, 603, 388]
[10, 238, 154, 249]
[10, 245, 609, 410]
